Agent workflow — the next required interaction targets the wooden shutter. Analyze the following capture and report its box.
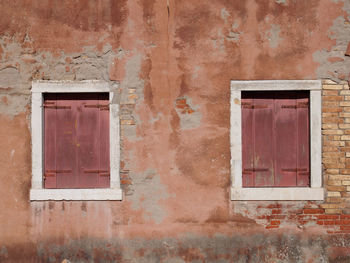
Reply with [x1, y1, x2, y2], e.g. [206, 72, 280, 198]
[98, 93, 110, 188]
[44, 94, 57, 188]
[296, 92, 310, 186]
[241, 91, 310, 187]
[44, 93, 110, 189]
[275, 92, 298, 186]
[242, 95, 254, 186]
[242, 92, 274, 187]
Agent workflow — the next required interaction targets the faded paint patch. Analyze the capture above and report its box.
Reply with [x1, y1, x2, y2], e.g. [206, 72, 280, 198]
[0, 67, 20, 89]
[0, 94, 29, 118]
[128, 170, 170, 224]
[275, 0, 287, 5]
[175, 96, 201, 130]
[313, 1, 350, 82]
[266, 24, 283, 49]
[220, 8, 230, 24]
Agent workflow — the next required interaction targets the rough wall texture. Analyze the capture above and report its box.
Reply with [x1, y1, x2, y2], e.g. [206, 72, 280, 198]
[1, 0, 350, 262]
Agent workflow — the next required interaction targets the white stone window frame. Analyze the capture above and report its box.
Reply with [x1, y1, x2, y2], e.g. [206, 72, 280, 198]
[30, 80, 122, 201]
[230, 80, 324, 201]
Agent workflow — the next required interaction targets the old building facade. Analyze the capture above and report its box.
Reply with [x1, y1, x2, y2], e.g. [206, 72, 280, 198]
[1, 0, 350, 262]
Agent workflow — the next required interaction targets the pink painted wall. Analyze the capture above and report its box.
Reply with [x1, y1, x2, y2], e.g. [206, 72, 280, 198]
[0, 0, 350, 261]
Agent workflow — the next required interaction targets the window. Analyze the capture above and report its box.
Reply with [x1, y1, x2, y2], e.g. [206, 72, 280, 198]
[30, 80, 122, 200]
[230, 80, 323, 200]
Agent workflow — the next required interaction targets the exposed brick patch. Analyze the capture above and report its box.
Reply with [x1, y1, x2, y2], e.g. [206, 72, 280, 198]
[320, 80, 350, 232]
[175, 98, 195, 114]
[249, 83, 350, 233]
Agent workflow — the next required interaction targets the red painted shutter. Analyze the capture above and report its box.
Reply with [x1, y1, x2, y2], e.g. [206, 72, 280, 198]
[55, 94, 77, 188]
[296, 92, 310, 186]
[252, 92, 274, 187]
[98, 93, 110, 188]
[242, 92, 274, 187]
[44, 93, 109, 189]
[77, 93, 110, 188]
[242, 95, 254, 187]
[77, 94, 100, 188]
[275, 92, 298, 186]
[241, 91, 310, 187]
[44, 94, 57, 188]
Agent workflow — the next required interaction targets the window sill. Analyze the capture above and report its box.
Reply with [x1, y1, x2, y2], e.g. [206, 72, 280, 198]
[231, 187, 324, 201]
[30, 188, 122, 201]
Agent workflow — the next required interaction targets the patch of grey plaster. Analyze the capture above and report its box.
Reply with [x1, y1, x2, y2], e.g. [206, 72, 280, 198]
[149, 112, 162, 123]
[175, 96, 202, 130]
[220, 8, 230, 24]
[128, 169, 171, 224]
[226, 21, 241, 44]
[0, 67, 20, 88]
[313, 2, 350, 82]
[227, 31, 241, 43]
[266, 24, 283, 49]
[192, 66, 200, 80]
[0, 36, 117, 90]
[0, 94, 29, 117]
[275, 0, 287, 5]
[118, 52, 146, 143]
[0, 35, 121, 118]
[119, 53, 144, 104]
[211, 29, 225, 52]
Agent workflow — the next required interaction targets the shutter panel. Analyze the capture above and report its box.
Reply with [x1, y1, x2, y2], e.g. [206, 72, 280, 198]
[98, 93, 110, 188]
[44, 94, 57, 188]
[77, 93, 100, 188]
[242, 95, 254, 187]
[241, 91, 310, 188]
[275, 92, 298, 187]
[296, 92, 310, 186]
[55, 94, 77, 188]
[252, 92, 274, 187]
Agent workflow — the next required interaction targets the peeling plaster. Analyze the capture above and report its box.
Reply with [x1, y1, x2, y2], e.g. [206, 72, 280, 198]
[129, 170, 170, 224]
[313, 1, 350, 82]
[275, 0, 287, 5]
[0, 94, 29, 118]
[175, 96, 202, 130]
[266, 24, 283, 49]
[220, 8, 230, 24]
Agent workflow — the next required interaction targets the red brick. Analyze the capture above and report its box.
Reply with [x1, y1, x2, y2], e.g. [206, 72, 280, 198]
[270, 220, 281, 225]
[120, 179, 132, 185]
[324, 220, 336, 225]
[340, 215, 350, 219]
[266, 225, 279, 229]
[303, 208, 324, 214]
[318, 215, 339, 220]
[267, 204, 282, 209]
[267, 215, 286, 220]
[335, 220, 350, 225]
[317, 221, 324, 225]
[176, 98, 187, 105]
[340, 225, 350, 230]
[271, 209, 282, 214]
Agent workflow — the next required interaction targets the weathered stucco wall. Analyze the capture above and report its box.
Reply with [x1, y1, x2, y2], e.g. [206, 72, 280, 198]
[1, 0, 350, 262]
